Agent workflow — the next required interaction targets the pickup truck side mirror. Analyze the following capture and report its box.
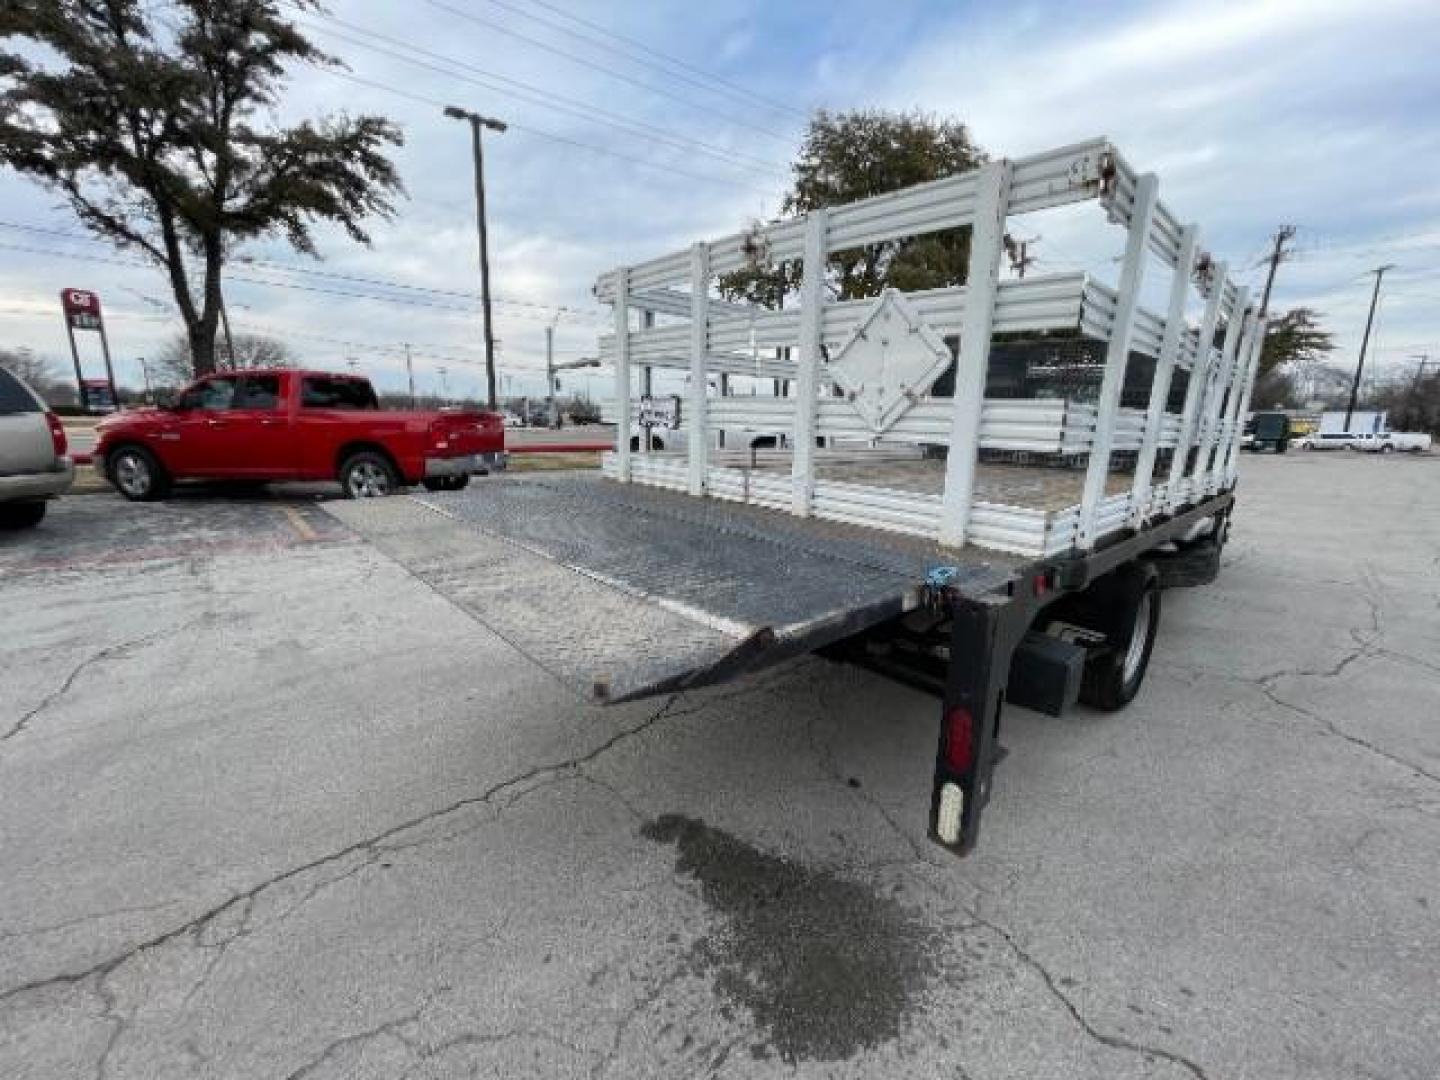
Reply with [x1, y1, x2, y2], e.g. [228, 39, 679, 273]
[153, 388, 178, 409]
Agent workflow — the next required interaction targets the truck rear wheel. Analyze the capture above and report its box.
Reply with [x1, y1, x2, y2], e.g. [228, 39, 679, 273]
[339, 451, 399, 498]
[1076, 562, 1162, 712]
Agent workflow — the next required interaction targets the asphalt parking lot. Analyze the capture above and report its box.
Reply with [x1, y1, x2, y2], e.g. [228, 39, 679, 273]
[2, 453, 1437, 1079]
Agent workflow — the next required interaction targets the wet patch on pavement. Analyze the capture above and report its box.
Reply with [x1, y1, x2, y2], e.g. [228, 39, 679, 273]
[641, 813, 940, 1064]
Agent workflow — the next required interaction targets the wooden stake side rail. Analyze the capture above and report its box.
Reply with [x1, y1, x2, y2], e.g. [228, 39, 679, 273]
[596, 137, 1264, 558]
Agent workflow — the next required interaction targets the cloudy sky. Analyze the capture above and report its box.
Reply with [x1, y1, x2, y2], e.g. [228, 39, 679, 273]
[2, 0, 1438, 401]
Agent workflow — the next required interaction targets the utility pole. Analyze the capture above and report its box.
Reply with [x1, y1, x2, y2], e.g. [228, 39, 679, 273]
[404, 343, 416, 409]
[1257, 224, 1295, 317]
[1345, 264, 1395, 429]
[545, 316, 557, 429]
[1410, 353, 1432, 391]
[1004, 234, 1038, 279]
[438, 365, 449, 405]
[444, 105, 507, 411]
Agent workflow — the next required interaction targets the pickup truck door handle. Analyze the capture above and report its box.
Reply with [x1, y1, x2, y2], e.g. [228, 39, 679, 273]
[259, 418, 281, 427]
[206, 418, 226, 428]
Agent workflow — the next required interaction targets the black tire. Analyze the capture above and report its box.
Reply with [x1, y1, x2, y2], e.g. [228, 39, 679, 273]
[0, 501, 47, 529]
[421, 474, 470, 492]
[1076, 562, 1162, 712]
[339, 451, 400, 498]
[108, 445, 170, 501]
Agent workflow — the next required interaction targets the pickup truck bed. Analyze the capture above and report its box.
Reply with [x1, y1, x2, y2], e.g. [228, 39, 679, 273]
[330, 472, 1019, 703]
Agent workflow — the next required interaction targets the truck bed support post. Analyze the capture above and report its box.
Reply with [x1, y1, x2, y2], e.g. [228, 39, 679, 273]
[688, 243, 711, 497]
[1077, 172, 1159, 551]
[1221, 317, 1265, 484]
[1216, 312, 1263, 488]
[930, 595, 1015, 855]
[613, 267, 633, 482]
[1193, 292, 1251, 496]
[1166, 262, 1228, 511]
[939, 161, 1013, 548]
[791, 209, 828, 516]
[1129, 222, 1199, 527]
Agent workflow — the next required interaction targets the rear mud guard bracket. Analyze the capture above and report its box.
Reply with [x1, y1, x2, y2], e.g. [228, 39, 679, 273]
[929, 594, 1025, 856]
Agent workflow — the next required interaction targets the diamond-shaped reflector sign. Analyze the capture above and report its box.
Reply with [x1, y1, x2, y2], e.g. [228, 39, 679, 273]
[827, 289, 953, 432]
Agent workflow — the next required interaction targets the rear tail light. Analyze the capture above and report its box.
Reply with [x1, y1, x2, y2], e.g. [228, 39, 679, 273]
[942, 705, 975, 773]
[45, 412, 67, 458]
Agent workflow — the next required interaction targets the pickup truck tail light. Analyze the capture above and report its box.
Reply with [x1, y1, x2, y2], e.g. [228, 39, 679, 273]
[45, 412, 68, 458]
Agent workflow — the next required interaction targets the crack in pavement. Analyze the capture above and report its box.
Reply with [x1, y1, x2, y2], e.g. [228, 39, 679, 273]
[2, 616, 207, 743]
[967, 909, 1211, 1080]
[283, 999, 431, 1080]
[803, 675, 1211, 1079]
[0, 899, 183, 944]
[0, 692, 684, 1012]
[92, 968, 126, 1080]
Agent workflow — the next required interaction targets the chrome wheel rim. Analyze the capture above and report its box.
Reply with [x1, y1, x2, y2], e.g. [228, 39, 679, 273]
[115, 453, 151, 497]
[349, 462, 391, 497]
[1122, 591, 1153, 684]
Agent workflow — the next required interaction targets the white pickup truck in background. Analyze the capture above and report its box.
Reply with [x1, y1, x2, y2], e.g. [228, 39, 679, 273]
[1354, 431, 1433, 453]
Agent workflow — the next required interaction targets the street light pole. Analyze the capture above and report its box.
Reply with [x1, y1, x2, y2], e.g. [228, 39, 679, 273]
[444, 105, 507, 412]
[1344, 264, 1395, 430]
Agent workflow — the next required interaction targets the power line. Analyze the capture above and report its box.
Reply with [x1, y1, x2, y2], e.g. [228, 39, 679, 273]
[300, 12, 786, 176]
[418, 0, 793, 143]
[479, 0, 806, 120]
[316, 64, 776, 198]
[0, 222, 603, 322]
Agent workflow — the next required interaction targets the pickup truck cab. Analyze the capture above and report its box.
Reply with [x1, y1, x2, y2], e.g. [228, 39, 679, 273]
[94, 370, 504, 501]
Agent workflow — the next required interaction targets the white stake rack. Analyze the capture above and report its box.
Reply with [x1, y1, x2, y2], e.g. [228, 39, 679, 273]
[594, 138, 1263, 558]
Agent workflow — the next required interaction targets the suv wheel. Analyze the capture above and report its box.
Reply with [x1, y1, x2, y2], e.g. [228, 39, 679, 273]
[340, 451, 399, 498]
[110, 446, 169, 502]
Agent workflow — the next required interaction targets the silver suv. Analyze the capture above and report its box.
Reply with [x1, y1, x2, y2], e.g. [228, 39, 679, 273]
[0, 365, 74, 529]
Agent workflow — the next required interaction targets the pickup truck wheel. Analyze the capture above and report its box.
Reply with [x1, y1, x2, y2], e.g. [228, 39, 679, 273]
[421, 475, 470, 493]
[1077, 562, 1162, 712]
[340, 452, 399, 498]
[110, 446, 169, 502]
[0, 501, 46, 529]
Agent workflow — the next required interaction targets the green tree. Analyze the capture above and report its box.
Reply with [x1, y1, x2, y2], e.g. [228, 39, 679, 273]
[1259, 308, 1334, 380]
[719, 110, 986, 308]
[0, 1, 404, 375]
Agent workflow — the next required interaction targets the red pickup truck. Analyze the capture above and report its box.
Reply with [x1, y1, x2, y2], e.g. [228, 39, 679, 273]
[94, 370, 505, 501]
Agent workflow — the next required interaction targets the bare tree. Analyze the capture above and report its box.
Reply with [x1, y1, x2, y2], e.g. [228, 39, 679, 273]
[153, 330, 293, 383]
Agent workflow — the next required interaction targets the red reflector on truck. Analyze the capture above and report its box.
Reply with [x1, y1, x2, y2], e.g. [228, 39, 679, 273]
[45, 412, 67, 457]
[943, 705, 975, 773]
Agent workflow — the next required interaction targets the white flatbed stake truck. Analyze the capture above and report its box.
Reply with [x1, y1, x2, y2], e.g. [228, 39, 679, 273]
[422, 138, 1265, 857]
